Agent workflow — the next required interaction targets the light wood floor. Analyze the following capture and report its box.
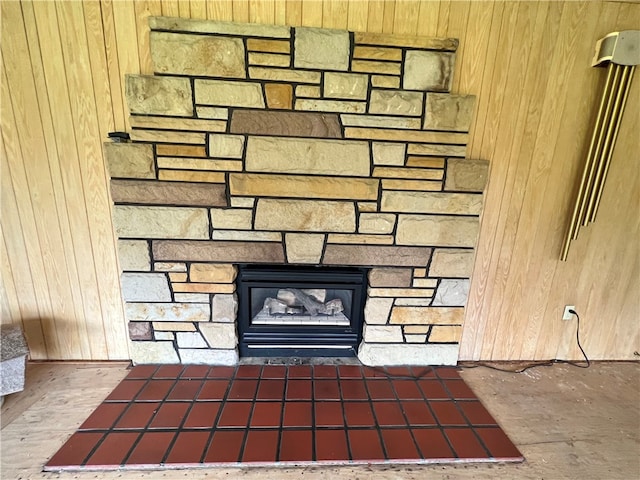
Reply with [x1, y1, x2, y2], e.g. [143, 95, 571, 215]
[1, 361, 638, 479]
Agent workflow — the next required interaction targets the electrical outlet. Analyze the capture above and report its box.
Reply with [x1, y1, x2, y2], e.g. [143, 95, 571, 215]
[563, 305, 575, 321]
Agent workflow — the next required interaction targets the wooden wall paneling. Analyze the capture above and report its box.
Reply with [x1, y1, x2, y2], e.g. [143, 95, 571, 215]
[285, 0, 303, 27]
[134, 1, 163, 75]
[178, 0, 191, 17]
[0, 235, 17, 326]
[207, 0, 234, 21]
[441, 1, 470, 92]
[249, 0, 275, 24]
[301, 0, 323, 27]
[391, 0, 419, 36]
[366, 0, 384, 33]
[381, 0, 395, 33]
[416, 1, 439, 38]
[322, 0, 349, 30]
[274, 0, 287, 25]
[189, 0, 207, 19]
[160, 0, 180, 17]
[347, 0, 368, 32]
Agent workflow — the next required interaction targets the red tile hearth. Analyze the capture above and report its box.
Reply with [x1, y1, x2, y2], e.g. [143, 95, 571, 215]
[44, 364, 523, 471]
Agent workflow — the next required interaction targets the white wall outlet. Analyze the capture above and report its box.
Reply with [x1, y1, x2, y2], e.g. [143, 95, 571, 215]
[563, 305, 575, 321]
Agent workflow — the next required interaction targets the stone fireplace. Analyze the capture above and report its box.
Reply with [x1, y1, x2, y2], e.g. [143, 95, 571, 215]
[105, 17, 488, 366]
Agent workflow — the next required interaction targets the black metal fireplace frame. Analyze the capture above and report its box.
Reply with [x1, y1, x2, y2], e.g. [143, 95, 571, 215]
[236, 264, 368, 358]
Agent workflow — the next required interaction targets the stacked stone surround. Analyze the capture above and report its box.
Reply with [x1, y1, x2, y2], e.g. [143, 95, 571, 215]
[105, 17, 489, 366]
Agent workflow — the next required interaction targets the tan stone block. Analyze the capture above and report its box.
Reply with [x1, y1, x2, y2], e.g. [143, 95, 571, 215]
[295, 99, 366, 114]
[156, 144, 207, 157]
[249, 67, 321, 84]
[255, 199, 355, 232]
[429, 248, 475, 277]
[424, 94, 476, 132]
[230, 173, 378, 200]
[126, 302, 210, 322]
[129, 130, 206, 145]
[353, 46, 402, 61]
[351, 60, 401, 75]
[345, 127, 467, 145]
[157, 158, 242, 172]
[369, 288, 434, 298]
[111, 180, 226, 207]
[369, 90, 423, 116]
[130, 340, 179, 363]
[150, 16, 291, 38]
[245, 137, 370, 176]
[104, 143, 154, 179]
[358, 202, 378, 212]
[118, 240, 151, 271]
[126, 75, 193, 116]
[394, 298, 432, 306]
[445, 159, 490, 192]
[264, 84, 293, 109]
[364, 297, 394, 325]
[341, 114, 421, 130]
[153, 322, 196, 332]
[246, 38, 291, 53]
[324, 72, 368, 100]
[295, 27, 350, 71]
[169, 272, 188, 282]
[196, 106, 229, 119]
[403, 326, 430, 334]
[295, 85, 321, 98]
[405, 335, 427, 343]
[370, 75, 401, 88]
[407, 143, 467, 157]
[208, 134, 244, 159]
[382, 179, 442, 191]
[211, 231, 282, 241]
[374, 167, 443, 180]
[190, 264, 237, 283]
[390, 306, 464, 325]
[412, 278, 438, 288]
[381, 191, 483, 215]
[195, 79, 265, 108]
[113, 206, 209, 239]
[396, 214, 479, 247]
[413, 268, 427, 277]
[154, 262, 187, 272]
[372, 142, 406, 166]
[158, 170, 226, 183]
[230, 197, 255, 208]
[354, 32, 458, 51]
[363, 324, 403, 343]
[359, 213, 396, 234]
[429, 325, 463, 343]
[404, 51, 455, 92]
[323, 245, 432, 267]
[406, 156, 446, 168]
[369, 268, 412, 287]
[285, 233, 325, 263]
[248, 52, 290, 67]
[172, 283, 236, 294]
[199, 323, 237, 349]
[129, 115, 226, 132]
[153, 240, 285, 264]
[210, 208, 253, 230]
[150, 31, 245, 78]
[230, 110, 341, 138]
[327, 234, 393, 245]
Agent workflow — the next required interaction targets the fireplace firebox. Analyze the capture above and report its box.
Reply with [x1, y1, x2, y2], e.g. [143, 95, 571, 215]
[237, 265, 368, 357]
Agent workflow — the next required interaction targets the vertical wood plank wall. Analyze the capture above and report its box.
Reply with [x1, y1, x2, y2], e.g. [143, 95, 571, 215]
[1, 1, 638, 360]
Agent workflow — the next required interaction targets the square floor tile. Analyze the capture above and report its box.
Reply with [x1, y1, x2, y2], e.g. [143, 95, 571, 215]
[384, 366, 413, 377]
[287, 365, 312, 378]
[261, 365, 286, 379]
[125, 431, 176, 465]
[228, 379, 258, 400]
[286, 379, 312, 400]
[372, 401, 406, 426]
[392, 380, 423, 400]
[282, 401, 313, 428]
[315, 429, 349, 461]
[366, 379, 396, 400]
[380, 428, 419, 459]
[445, 428, 489, 459]
[242, 430, 279, 462]
[79, 402, 128, 430]
[315, 402, 344, 427]
[401, 401, 437, 426]
[430, 402, 467, 426]
[167, 379, 203, 401]
[180, 365, 210, 379]
[125, 365, 157, 380]
[475, 427, 522, 459]
[153, 365, 184, 379]
[348, 429, 384, 461]
[436, 367, 461, 379]
[459, 401, 498, 425]
[183, 402, 221, 428]
[164, 431, 210, 464]
[115, 402, 160, 429]
[338, 365, 363, 378]
[313, 365, 337, 378]
[256, 379, 285, 400]
[217, 402, 252, 428]
[443, 379, 478, 399]
[46, 432, 104, 468]
[148, 402, 190, 429]
[279, 429, 313, 462]
[411, 428, 454, 459]
[137, 380, 175, 401]
[361, 366, 388, 378]
[204, 430, 244, 463]
[411, 367, 437, 379]
[343, 401, 375, 427]
[105, 380, 146, 402]
[250, 402, 282, 427]
[207, 366, 235, 378]
[314, 379, 340, 400]
[418, 379, 449, 399]
[84, 432, 139, 467]
[236, 365, 262, 378]
[197, 380, 229, 400]
[340, 380, 368, 400]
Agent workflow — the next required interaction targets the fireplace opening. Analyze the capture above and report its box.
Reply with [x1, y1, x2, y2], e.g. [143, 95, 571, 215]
[236, 264, 368, 357]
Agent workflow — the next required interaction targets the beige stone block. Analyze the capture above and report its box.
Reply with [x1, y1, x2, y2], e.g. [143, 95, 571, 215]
[359, 213, 396, 234]
[150, 16, 291, 38]
[357, 343, 458, 366]
[413, 268, 427, 277]
[118, 240, 151, 271]
[169, 272, 188, 282]
[424, 94, 476, 132]
[127, 302, 210, 322]
[249, 67, 321, 84]
[230, 173, 378, 200]
[369, 268, 412, 287]
[358, 202, 378, 212]
[154, 331, 174, 340]
[176, 331, 207, 348]
[208, 134, 245, 158]
[158, 170, 226, 183]
[341, 114, 421, 130]
[351, 60, 401, 75]
[285, 233, 325, 263]
[245, 137, 370, 176]
[396, 214, 479, 247]
[382, 180, 442, 191]
[405, 335, 427, 343]
[412, 278, 438, 288]
[363, 324, 403, 343]
[445, 158, 490, 192]
[190, 264, 237, 283]
[374, 167, 443, 180]
[407, 143, 467, 157]
[153, 322, 196, 332]
[172, 283, 235, 294]
[104, 143, 154, 179]
[295, 27, 350, 71]
[323, 245, 432, 267]
[200, 323, 237, 349]
[353, 46, 402, 61]
[346, 127, 467, 145]
[130, 130, 206, 145]
[404, 51, 455, 92]
[113, 206, 209, 239]
[381, 191, 483, 215]
[264, 83, 293, 109]
[295, 99, 366, 114]
[157, 158, 242, 172]
[295, 85, 321, 98]
[231, 110, 341, 138]
[246, 38, 291, 53]
[111, 179, 227, 207]
[129, 115, 226, 133]
[174, 293, 210, 303]
[255, 199, 356, 232]
[211, 294, 238, 323]
[370, 75, 401, 88]
[327, 234, 394, 245]
[195, 79, 265, 108]
[394, 298, 432, 306]
[196, 106, 229, 119]
[390, 306, 464, 325]
[230, 197, 255, 208]
[324, 72, 368, 100]
[372, 142, 406, 166]
[369, 90, 423, 117]
[369, 288, 433, 298]
[150, 31, 245, 78]
[126, 75, 193, 116]
[406, 156, 446, 168]
[429, 248, 475, 278]
[354, 32, 458, 51]
[429, 325, 463, 343]
[154, 240, 285, 264]
[156, 144, 207, 157]
[130, 341, 179, 364]
[154, 262, 187, 272]
[364, 297, 394, 325]
[248, 52, 290, 67]
[210, 208, 253, 230]
[403, 325, 430, 334]
[211, 231, 282, 242]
